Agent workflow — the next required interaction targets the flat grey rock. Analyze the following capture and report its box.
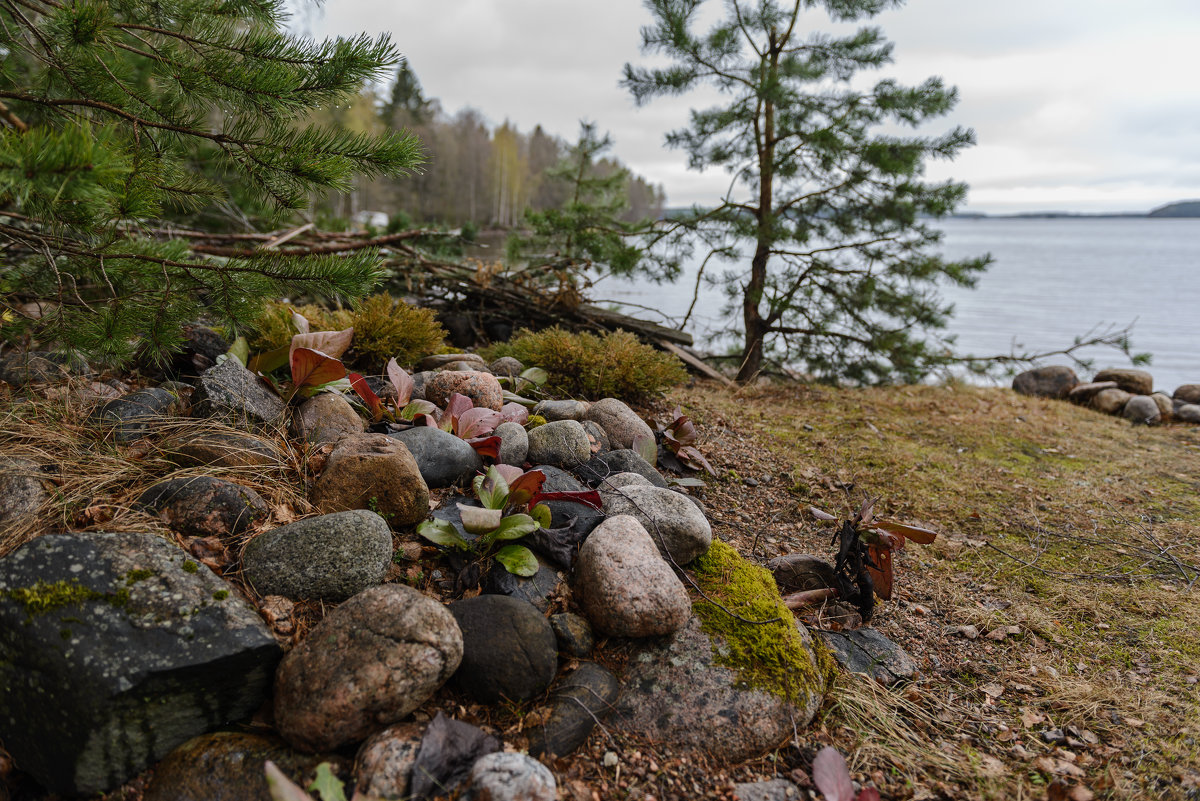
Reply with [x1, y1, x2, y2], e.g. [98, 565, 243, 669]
[815, 627, 918, 686]
[190, 359, 286, 432]
[92, 387, 177, 442]
[389, 426, 483, 488]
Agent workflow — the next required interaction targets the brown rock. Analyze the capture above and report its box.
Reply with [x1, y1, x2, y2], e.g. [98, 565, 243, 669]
[311, 434, 429, 527]
[134, 476, 269, 540]
[574, 514, 691, 638]
[423, 370, 504, 411]
[144, 732, 348, 801]
[294, 393, 364, 445]
[1012, 366, 1079, 399]
[354, 722, 425, 800]
[417, 353, 487, 372]
[584, 398, 653, 450]
[160, 431, 285, 468]
[1092, 388, 1132, 415]
[1173, 384, 1200, 404]
[1178, 404, 1200, 424]
[1066, 381, 1118, 405]
[274, 585, 463, 752]
[1150, 393, 1174, 421]
[1093, 368, 1153, 396]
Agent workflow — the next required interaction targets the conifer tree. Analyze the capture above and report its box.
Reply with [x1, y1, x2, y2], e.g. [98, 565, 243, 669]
[0, 0, 422, 365]
[623, 0, 989, 383]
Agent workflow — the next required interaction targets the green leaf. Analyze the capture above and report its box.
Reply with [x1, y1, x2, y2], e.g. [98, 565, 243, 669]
[416, 519, 470, 550]
[501, 390, 538, 407]
[225, 336, 249, 367]
[668, 476, 707, 488]
[529, 503, 552, 529]
[516, 366, 548, 392]
[399, 400, 437, 420]
[494, 544, 539, 577]
[307, 763, 347, 801]
[458, 504, 503, 535]
[485, 513, 538, 543]
[477, 465, 510, 510]
[632, 433, 657, 466]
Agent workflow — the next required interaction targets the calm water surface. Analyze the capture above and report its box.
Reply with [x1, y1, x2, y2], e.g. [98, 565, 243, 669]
[600, 218, 1199, 390]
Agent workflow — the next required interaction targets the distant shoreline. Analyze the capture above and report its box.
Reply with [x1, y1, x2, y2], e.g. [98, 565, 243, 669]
[951, 199, 1200, 220]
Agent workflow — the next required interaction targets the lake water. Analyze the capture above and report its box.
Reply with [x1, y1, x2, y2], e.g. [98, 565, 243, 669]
[596, 218, 1199, 391]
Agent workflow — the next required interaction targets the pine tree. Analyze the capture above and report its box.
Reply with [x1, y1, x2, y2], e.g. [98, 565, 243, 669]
[0, 0, 423, 365]
[623, 0, 990, 383]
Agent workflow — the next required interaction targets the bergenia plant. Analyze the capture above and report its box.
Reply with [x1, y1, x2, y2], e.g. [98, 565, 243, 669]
[348, 357, 437, 423]
[497, 366, 550, 407]
[812, 746, 880, 801]
[658, 406, 715, 475]
[410, 393, 528, 460]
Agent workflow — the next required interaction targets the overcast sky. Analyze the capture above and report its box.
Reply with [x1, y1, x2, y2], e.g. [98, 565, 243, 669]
[305, 1, 1200, 215]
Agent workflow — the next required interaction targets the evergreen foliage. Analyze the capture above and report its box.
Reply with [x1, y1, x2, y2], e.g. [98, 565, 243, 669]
[0, 0, 423, 365]
[623, 0, 990, 383]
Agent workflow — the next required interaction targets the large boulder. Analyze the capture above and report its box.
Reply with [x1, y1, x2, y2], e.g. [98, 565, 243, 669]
[274, 585, 462, 752]
[241, 510, 393, 601]
[190, 359, 286, 432]
[134, 476, 269, 540]
[1093, 368, 1154, 396]
[311, 433, 429, 526]
[388, 426, 483, 488]
[525, 420, 591, 468]
[294, 393, 365, 445]
[574, 515, 691, 638]
[1012, 366, 1079, 399]
[449, 595, 558, 704]
[1066, 381, 1118, 405]
[1092, 387, 1133, 415]
[143, 731, 348, 801]
[1178, 404, 1200, 424]
[0, 532, 280, 795]
[584, 398, 653, 451]
[91, 387, 177, 443]
[424, 371, 503, 411]
[600, 484, 712, 564]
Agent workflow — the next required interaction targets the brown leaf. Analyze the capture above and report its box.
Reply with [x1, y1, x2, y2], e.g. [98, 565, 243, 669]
[980, 682, 1005, 698]
[1021, 708, 1046, 728]
[188, 536, 230, 572]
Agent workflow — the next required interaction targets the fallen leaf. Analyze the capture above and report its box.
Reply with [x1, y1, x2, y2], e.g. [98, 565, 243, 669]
[980, 682, 1005, 698]
[1021, 708, 1046, 728]
[1123, 716, 1145, 728]
[1036, 757, 1086, 778]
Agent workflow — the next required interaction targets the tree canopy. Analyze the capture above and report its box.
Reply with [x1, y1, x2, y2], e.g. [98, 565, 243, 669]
[624, 0, 989, 383]
[0, 0, 422, 365]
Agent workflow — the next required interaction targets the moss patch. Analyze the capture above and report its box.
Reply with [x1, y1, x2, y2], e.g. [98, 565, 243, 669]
[691, 540, 836, 705]
[2, 578, 129, 619]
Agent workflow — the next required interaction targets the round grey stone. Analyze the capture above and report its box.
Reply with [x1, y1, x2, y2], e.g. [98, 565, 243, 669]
[1123, 395, 1161, 425]
[242, 510, 393, 601]
[389, 426, 484, 487]
[600, 485, 712, 565]
[0, 456, 48, 527]
[577, 449, 667, 488]
[1177, 404, 1200, 424]
[494, 421, 529, 466]
[533, 399, 590, 421]
[584, 398, 653, 450]
[467, 752, 556, 801]
[525, 420, 590, 468]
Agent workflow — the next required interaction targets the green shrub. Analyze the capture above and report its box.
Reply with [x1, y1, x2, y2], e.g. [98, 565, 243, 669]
[328, 294, 446, 372]
[486, 327, 686, 401]
[246, 301, 329, 354]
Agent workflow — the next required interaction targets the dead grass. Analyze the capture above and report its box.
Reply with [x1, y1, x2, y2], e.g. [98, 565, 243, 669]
[663, 380, 1200, 800]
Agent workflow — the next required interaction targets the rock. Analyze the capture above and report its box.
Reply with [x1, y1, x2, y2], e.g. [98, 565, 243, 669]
[160, 431, 286, 469]
[418, 353, 487, 372]
[814, 627, 918, 686]
[0, 532, 280, 795]
[134, 476, 269, 540]
[467, 752, 556, 801]
[550, 612, 595, 657]
[584, 398, 653, 451]
[1150, 392, 1175, 421]
[1178, 404, 1200, 424]
[526, 420, 591, 468]
[577, 449, 667, 489]
[1092, 387, 1132, 415]
[242, 510, 392, 601]
[581, 420, 611, 456]
[409, 370, 434, 401]
[274, 585, 463, 752]
[444, 360, 484, 372]
[91, 387, 177, 443]
[389, 426, 483, 488]
[144, 732, 348, 801]
[295, 393, 365, 445]
[424, 371, 504, 411]
[732, 779, 802, 801]
[600, 485, 712, 564]
[312, 433, 429, 526]
[528, 465, 604, 537]
[1123, 395, 1162, 425]
[527, 662, 619, 758]
[494, 421, 529, 466]
[488, 356, 524, 379]
[533, 399, 589, 422]
[1093, 368, 1154, 396]
[449, 595, 558, 704]
[1012, 366, 1079, 399]
[767, 554, 838, 593]
[1066, 381, 1119, 405]
[613, 617, 823, 763]
[353, 722, 424, 801]
[0, 457, 48, 528]
[596, 471, 653, 491]
[482, 556, 562, 612]
[574, 515, 691, 638]
[408, 712, 500, 801]
[0, 351, 90, 386]
[167, 324, 230, 379]
[1174, 384, 1200, 405]
[190, 359, 286, 432]
[363, 374, 399, 405]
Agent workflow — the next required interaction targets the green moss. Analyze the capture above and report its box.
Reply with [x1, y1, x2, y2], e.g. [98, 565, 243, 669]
[123, 568, 154, 586]
[181, 560, 199, 574]
[212, 590, 229, 601]
[691, 540, 837, 704]
[2, 579, 130, 619]
[526, 415, 547, 429]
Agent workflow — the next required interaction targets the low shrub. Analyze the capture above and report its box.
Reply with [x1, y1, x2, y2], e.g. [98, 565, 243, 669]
[486, 327, 686, 401]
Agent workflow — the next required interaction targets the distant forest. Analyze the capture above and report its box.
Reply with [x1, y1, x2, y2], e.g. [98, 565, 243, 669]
[314, 65, 667, 229]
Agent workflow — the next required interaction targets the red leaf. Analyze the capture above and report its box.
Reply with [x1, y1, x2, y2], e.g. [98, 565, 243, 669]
[857, 790, 882, 801]
[812, 747, 856, 801]
[349, 373, 383, 421]
[678, 445, 716, 475]
[871, 520, 938, 544]
[387, 358, 413, 405]
[500, 402, 529, 425]
[867, 544, 894, 600]
[491, 464, 526, 484]
[506, 470, 547, 509]
[468, 435, 501, 461]
[289, 348, 346, 395]
[530, 490, 603, 511]
[456, 407, 502, 439]
[444, 393, 474, 421]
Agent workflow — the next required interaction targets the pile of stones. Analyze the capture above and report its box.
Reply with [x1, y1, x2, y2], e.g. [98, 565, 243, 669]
[0, 345, 839, 800]
[1012, 365, 1200, 425]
